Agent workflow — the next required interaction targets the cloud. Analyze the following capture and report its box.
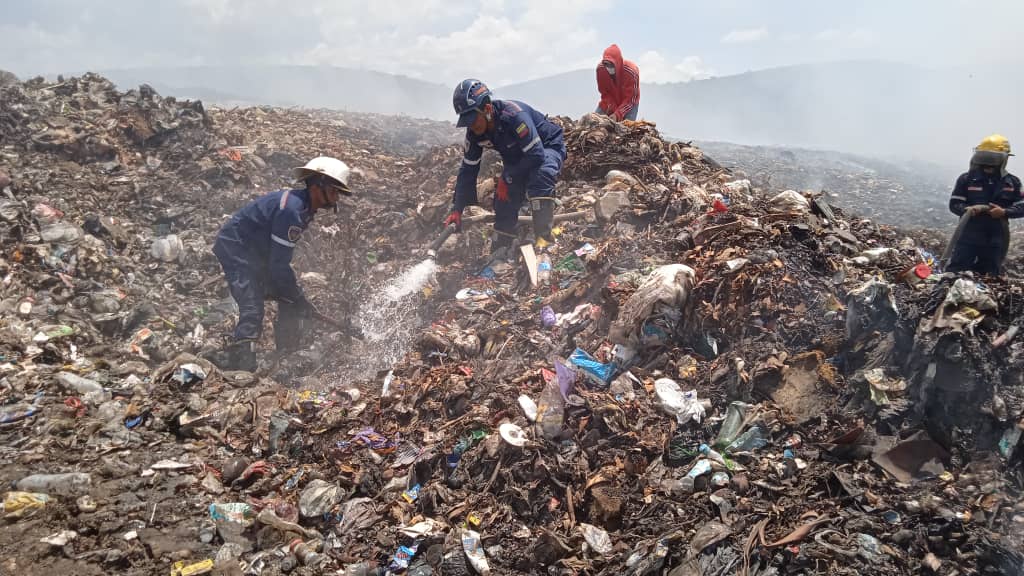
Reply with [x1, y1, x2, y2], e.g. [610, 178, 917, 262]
[287, 0, 614, 86]
[720, 27, 769, 44]
[815, 28, 876, 44]
[815, 28, 842, 41]
[0, 0, 614, 85]
[635, 50, 714, 83]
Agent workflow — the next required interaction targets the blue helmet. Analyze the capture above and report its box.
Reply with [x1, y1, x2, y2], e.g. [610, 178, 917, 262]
[453, 79, 491, 127]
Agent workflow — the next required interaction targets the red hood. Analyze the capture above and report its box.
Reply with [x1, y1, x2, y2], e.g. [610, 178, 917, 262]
[601, 44, 624, 73]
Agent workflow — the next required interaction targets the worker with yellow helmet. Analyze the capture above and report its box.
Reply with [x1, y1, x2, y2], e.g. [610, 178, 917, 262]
[947, 134, 1022, 276]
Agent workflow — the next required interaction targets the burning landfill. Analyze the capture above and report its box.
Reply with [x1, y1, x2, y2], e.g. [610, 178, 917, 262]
[0, 72, 1023, 576]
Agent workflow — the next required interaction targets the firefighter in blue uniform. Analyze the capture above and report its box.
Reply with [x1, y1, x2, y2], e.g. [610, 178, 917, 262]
[213, 156, 353, 371]
[947, 134, 1023, 276]
[443, 79, 566, 257]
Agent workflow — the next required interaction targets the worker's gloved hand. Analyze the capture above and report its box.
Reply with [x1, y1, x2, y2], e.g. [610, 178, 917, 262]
[443, 210, 462, 231]
[989, 204, 1007, 219]
[966, 205, 989, 217]
[496, 176, 510, 202]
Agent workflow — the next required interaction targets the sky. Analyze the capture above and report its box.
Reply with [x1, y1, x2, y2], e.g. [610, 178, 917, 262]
[2, 0, 1022, 87]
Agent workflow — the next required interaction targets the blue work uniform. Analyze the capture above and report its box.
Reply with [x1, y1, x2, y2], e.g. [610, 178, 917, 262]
[947, 169, 1023, 275]
[213, 188, 313, 345]
[453, 100, 566, 235]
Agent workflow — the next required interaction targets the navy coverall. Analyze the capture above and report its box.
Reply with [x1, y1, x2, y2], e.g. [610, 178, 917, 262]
[213, 188, 313, 348]
[453, 100, 566, 236]
[947, 169, 1023, 275]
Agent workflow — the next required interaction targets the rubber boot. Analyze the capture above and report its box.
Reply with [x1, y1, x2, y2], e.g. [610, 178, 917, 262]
[274, 306, 307, 352]
[530, 198, 555, 245]
[490, 230, 516, 262]
[225, 340, 257, 372]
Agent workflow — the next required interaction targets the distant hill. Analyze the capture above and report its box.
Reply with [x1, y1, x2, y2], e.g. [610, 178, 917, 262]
[500, 61, 1024, 168]
[99, 65, 451, 119]
[95, 62, 1023, 168]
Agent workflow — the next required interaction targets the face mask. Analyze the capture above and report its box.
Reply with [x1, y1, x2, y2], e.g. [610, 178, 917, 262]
[604, 63, 616, 75]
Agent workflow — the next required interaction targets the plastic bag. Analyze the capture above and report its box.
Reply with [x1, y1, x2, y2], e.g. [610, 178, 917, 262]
[654, 378, 705, 424]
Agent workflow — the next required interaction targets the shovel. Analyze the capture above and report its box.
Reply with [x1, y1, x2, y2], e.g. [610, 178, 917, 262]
[426, 223, 458, 259]
[312, 309, 363, 340]
[940, 206, 989, 268]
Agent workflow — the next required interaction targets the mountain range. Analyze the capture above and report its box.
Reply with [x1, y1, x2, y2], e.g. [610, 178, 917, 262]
[96, 61, 1023, 168]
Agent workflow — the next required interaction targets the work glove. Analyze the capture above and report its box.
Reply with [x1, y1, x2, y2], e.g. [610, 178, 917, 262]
[444, 210, 463, 232]
[989, 204, 1007, 219]
[496, 175, 511, 203]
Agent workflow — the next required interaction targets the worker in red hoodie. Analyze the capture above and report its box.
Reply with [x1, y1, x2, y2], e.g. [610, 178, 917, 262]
[596, 44, 640, 121]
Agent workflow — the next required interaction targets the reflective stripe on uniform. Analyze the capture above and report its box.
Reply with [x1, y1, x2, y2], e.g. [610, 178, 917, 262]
[951, 195, 967, 201]
[271, 234, 296, 248]
[522, 136, 541, 152]
[463, 157, 481, 166]
[279, 190, 291, 209]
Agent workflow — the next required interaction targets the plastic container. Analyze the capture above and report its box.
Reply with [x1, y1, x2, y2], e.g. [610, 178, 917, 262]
[15, 472, 92, 497]
[679, 459, 712, 493]
[537, 253, 552, 286]
[725, 426, 768, 453]
[461, 529, 491, 575]
[714, 401, 754, 447]
[535, 377, 564, 441]
[151, 234, 183, 262]
[55, 372, 103, 394]
[290, 539, 324, 567]
[699, 444, 732, 469]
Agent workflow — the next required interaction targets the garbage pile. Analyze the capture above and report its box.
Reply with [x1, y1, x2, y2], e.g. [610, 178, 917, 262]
[697, 141, 961, 230]
[1, 74, 1022, 576]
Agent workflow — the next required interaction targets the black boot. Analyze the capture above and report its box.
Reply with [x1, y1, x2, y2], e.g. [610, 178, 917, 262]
[530, 198, 555, 244]
[225, 340, 257, 372]
[490, 230, 516, 262]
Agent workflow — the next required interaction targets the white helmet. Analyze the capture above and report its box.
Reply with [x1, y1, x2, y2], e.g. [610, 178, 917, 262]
[292, 156, 352, 195]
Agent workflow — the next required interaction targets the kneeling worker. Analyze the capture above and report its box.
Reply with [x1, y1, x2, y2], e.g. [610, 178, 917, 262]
[444, 79, 567, 258]
[213, 156, 353, 371]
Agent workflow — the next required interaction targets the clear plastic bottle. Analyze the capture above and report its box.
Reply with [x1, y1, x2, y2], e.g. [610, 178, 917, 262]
[679, 459, 712, 493]
[16, 472, 92, 497]
[699, 444, 725, 465]
[534, 377, 564, 441]
[55, 372, 103, 394]
[537, 253, 552, 287]
[725, 426, 768, 453]
[714, 401, 753, 447]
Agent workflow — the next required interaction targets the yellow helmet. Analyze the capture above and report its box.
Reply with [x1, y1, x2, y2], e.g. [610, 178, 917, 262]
[975, 134, 1012, 155]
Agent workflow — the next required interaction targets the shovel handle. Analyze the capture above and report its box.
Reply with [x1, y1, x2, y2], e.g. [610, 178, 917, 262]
[427, 223, 457, 257]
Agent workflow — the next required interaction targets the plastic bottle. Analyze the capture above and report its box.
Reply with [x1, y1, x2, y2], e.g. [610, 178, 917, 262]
[341, 563, 374, 576]
[537, 253, 552, 286]
[782, 448, 799, 479]
[15, 472, 92, 497]
[699, 444, 733, 470]
[679, 459, 712, 493]
[534, 377, 564, 440]
[55, 372, 103, 394]
[725, 426, 768, 453]
[290, 539, 323, 567]
[714, 401, 754, 448]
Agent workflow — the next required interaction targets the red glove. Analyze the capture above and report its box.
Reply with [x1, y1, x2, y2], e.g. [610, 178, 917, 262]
[496, 178, 510, 203]
[444, 210, 462, 231]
